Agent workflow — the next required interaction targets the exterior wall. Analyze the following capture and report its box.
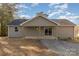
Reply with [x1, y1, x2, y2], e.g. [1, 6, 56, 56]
[54, 26, 74, 39]
[21, 16, 57, 26]
[74, 26, 79, 38]
[8, 25, 75, 40]
[8, 26, 24, 37]
[8, 26, 56, 38]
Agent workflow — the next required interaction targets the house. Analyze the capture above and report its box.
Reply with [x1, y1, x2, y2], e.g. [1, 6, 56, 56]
[8, 12, 79, 40]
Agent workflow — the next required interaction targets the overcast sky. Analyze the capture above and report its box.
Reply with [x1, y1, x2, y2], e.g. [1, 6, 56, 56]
[15, 3, 79, 24]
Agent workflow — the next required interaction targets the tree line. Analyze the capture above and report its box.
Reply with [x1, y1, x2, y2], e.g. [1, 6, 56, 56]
[0, 3, 17, 36]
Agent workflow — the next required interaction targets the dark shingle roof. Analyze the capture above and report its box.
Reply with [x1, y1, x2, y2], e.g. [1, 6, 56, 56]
[52, 19, 76, 26]
[8, 18, 76, 26]
[8, 19, 27, 25]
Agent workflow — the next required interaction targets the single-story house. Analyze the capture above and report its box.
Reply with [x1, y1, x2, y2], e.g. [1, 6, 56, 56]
[8, 12, 79, 39]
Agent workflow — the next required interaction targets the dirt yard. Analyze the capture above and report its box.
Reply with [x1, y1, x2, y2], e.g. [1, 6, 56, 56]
[0, 37, 58, 56]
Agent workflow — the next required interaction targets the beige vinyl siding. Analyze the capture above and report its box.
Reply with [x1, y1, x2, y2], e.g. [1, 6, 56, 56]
[8, 26, 24, 37]
[55, 26, 74, 39]
[8, 26, 56, 38]
[74, 26, 79, 38]
[8, 26, 75, 39]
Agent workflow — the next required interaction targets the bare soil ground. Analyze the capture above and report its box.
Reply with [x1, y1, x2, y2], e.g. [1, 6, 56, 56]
[0, 37, 58, 56]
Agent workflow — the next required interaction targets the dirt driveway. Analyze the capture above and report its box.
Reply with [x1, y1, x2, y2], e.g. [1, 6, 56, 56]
[0, 37, 58, 56]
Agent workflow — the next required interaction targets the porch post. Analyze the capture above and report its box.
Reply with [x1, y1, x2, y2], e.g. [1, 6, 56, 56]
[44, 26, 45, 39]
[39, 26, 40, 37]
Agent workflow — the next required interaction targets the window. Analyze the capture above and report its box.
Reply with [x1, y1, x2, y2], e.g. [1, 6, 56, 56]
[45, 28, 52, 35]
[15, 27, 18, 32]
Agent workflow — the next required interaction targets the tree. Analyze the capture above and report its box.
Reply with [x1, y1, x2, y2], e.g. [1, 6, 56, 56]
[0, 3, 16, 36]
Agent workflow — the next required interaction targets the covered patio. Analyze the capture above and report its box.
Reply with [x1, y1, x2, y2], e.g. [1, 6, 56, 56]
[23, 26, 57, 39]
